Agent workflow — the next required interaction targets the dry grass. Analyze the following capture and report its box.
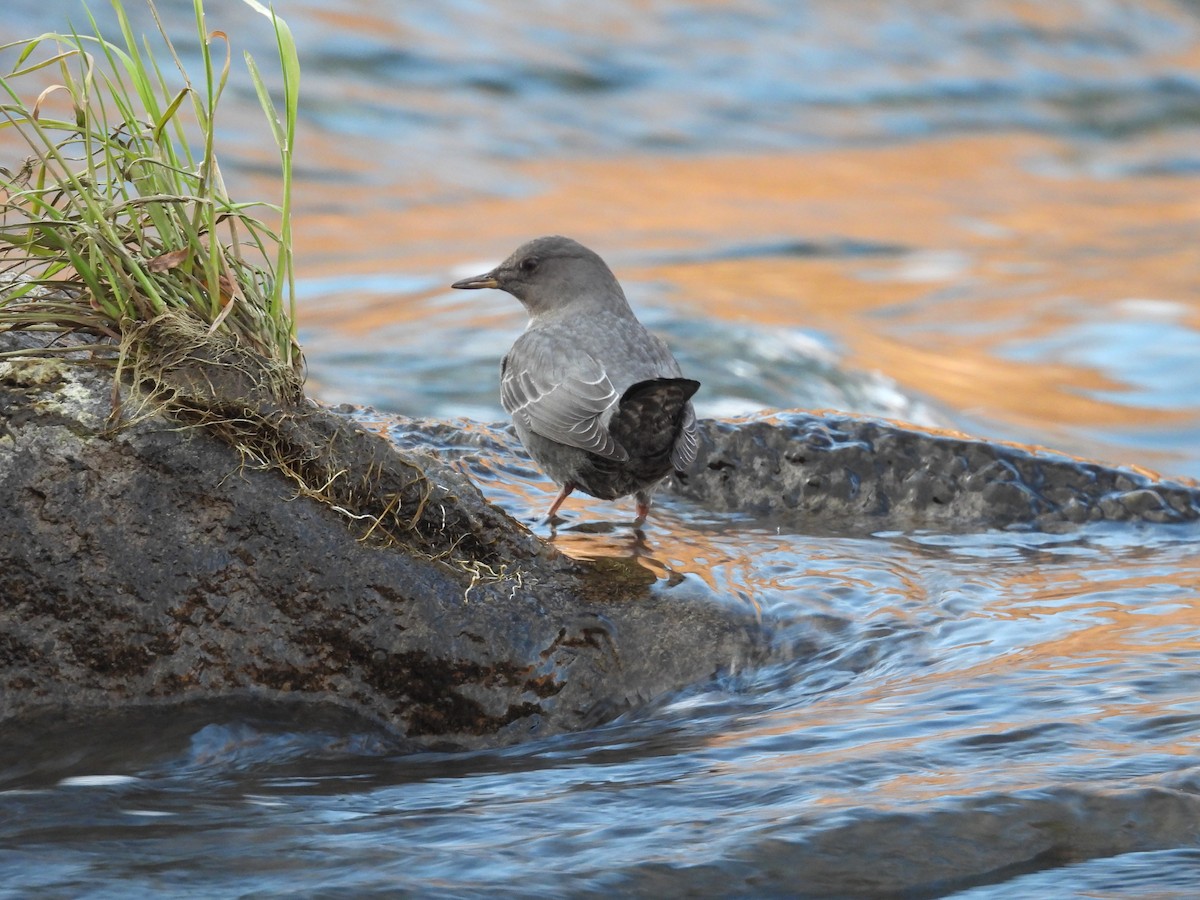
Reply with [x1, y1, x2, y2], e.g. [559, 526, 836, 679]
[0, 0, 301, 371]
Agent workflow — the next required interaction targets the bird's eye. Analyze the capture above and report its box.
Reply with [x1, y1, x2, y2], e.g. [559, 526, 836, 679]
[520, 256, 540, 273]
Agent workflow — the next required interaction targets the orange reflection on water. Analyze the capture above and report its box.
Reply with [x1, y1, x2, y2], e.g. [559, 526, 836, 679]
[293, 132, 1200, 474]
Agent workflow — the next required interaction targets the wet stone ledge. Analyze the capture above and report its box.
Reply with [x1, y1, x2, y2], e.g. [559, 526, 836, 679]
[673, 413, 1200, 532]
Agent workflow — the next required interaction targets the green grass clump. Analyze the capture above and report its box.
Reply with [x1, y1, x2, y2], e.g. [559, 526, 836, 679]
[0, 0, 301, 373]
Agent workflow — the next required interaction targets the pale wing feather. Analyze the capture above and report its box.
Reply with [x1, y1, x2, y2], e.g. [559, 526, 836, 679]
[501, 338, 627, 461]
[671, 403, 699, 470]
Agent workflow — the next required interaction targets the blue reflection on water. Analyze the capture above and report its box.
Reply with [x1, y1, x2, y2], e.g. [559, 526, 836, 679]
[1001, 303, 1200, 412]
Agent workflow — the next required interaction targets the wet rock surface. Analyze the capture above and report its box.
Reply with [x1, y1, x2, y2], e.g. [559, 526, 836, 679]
[674, 413, 1200, 532]
[0, 344, 763, 749]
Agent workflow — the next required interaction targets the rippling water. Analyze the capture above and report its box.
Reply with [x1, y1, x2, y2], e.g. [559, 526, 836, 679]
[3, 0, 1200, 895]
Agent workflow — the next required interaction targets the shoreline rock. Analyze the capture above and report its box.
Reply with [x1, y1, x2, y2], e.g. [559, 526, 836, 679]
[0, 344, 764, 750]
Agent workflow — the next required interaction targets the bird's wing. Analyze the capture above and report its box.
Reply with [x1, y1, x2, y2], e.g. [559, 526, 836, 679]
[501, 335, 628, 461]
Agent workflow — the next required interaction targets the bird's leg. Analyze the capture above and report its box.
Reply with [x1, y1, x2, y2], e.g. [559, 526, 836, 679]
[633, 490, 652, 528]
[546, 482, 576, 521]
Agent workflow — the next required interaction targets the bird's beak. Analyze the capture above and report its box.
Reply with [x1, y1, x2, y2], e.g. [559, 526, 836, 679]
[450, 270, 500, 290]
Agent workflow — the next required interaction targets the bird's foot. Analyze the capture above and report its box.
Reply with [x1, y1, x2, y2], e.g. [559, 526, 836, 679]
[541, 511, 568, 531]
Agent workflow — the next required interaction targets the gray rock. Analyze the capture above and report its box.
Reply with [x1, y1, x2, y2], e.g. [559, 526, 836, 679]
[0, 345, 764, 749]
[671, 412, 1200, 532]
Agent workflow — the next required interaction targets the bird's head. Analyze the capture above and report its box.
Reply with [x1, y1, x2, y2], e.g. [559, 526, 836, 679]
[451, 235, 625, 316]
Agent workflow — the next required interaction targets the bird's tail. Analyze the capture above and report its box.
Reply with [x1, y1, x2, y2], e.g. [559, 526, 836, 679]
[619, 377, 700, 410]
[607, 377, 700, 467]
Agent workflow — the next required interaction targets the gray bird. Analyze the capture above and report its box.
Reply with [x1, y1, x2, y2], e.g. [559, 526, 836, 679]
[451, 235, 699, 525]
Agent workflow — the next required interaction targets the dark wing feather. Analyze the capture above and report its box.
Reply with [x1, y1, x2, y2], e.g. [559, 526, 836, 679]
[501, 334, 627, 461]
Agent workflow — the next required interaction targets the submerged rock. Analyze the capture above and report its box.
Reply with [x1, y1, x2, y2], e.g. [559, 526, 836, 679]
[1, 333, 1197, 748]
[674, 413, 1200, 532]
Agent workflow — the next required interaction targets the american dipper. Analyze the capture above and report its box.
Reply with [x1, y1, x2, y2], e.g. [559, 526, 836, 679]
[451, 235, 699, 524]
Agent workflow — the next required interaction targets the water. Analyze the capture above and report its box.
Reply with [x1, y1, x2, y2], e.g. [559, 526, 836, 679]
[3, 0, 1200, 895]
